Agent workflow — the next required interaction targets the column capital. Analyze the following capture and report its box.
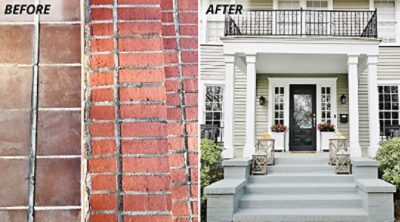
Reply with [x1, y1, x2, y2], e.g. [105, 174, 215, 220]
[367, 55, 379, 65]
[224, 54, 235, 63]
[246, 54, 257, 64]
[348, 54, 359, 65]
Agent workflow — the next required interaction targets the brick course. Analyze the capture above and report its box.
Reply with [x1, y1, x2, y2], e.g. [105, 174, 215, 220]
[86, 1, 198, 221]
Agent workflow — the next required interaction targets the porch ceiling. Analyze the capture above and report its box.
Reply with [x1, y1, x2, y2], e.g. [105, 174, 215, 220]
[256, 53, 347, 74]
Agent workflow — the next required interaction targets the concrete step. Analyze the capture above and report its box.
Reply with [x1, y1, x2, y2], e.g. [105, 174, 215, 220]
[239, 194, 362, 209]
[233, 208, 368, 222]
[245, 183, 357, 195]
[268, 164, 334, 173]
[275, 156, 328, 165]
[249, 173, 354, 184]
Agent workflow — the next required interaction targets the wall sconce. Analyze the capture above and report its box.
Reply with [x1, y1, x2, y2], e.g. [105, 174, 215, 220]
[259, 96, 266, 105]
[340, 94, 347, 104]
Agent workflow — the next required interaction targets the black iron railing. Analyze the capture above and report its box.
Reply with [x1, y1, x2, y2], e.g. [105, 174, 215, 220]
[200, 124, 224, 144]
[225, 9, 378, 38]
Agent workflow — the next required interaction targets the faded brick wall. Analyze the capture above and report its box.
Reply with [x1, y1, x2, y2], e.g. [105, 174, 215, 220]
[85, 0, 198, 221]
[0, 0, 82, 222]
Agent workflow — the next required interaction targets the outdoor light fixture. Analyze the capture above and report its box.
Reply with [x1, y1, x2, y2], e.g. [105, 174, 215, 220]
[259, 96, 266, 105]
[340, 94, 347, 104]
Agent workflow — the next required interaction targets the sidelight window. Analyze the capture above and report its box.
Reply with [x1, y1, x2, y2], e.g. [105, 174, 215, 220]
[274, 87, 285, 125]
[321, 87, 332, 124]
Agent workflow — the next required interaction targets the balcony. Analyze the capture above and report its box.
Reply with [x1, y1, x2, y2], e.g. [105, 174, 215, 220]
[225, 9, 377, 38]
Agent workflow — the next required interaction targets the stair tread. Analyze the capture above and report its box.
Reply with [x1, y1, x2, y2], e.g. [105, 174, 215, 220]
[246, 183, 356, 188]
[253, 173, 347, 176]
[234, 208, 368, 216]
[241, 194, 361, 201]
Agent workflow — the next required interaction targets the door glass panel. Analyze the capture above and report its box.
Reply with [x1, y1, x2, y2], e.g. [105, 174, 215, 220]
[293, 94, 312, 128]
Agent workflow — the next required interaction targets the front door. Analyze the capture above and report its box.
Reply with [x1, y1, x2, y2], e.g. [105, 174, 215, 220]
[289, 85, 316, 151]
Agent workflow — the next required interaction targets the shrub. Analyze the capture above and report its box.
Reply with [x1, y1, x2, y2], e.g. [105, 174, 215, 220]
[201, 139, 223, 221]
[376, 138, 400, 191]
[271, 124, 288, 132]
[318, 123, 335, 132]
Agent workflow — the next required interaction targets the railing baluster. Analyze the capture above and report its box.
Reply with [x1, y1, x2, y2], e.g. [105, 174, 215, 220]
[224, 9, 378, 38]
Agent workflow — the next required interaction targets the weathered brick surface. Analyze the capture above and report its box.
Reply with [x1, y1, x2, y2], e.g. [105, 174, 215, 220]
[0, 1, 83, 220]
[86, 0, 198, 221]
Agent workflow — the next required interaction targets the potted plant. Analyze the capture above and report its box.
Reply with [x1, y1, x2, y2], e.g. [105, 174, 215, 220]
[318, 123, 335, 151]
[270, 124, 288, 151]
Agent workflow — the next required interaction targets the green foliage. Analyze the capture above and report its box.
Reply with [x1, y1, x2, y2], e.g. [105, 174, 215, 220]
[201, 139, 223, 221]
[376, 138, 400, 190]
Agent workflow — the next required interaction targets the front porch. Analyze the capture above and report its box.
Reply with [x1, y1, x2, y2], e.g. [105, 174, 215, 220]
[221, 38, 381, 159]
[205, 153, 396, 222]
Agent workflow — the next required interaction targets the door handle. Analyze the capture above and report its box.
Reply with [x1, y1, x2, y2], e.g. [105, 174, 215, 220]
[313, 113, 316, 127]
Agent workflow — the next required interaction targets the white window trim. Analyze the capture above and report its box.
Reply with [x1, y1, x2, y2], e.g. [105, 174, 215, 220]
[268, 77, 337, 152]
[199, 80, 226, 125]
[377, 84, 400, 138]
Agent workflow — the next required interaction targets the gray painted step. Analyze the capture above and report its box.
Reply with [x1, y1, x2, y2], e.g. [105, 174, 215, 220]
[233, 208, 368, 222]
[239, 194, 362, 209]
[268, 164, 335, 173]
[245, 183, 357, 195]
[274, 156, 328, 165]
[249, 173, 354, 183]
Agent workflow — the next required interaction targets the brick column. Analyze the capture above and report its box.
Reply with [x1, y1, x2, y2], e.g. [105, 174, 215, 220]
[86, 0, 198, 221]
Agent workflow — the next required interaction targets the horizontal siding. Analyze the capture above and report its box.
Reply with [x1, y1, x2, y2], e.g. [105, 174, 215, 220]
[255, 74, 269, 139]
[333, 0, 369, 9]
[234, 64, 246, 157]
[336, 74, 349, 142]
[200, 44, 225, 81]
[358, 67, 369, 156]
[378, 47, 400, 81]
[238, 0, 273, 9]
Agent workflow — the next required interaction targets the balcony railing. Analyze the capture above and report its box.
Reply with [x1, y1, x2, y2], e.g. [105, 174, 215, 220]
[225, 9, 377, 38]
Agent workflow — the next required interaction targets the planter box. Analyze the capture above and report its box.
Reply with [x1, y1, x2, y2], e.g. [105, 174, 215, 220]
[321, 131, 335, 151]
[270, 132, 285, 151]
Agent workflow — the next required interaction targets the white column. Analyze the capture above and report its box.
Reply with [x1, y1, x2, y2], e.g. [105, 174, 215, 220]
[369, 0, 375, 10]
[243, 55, 257, 158]
[222, 55, 235, 158]
[367, 55, 380, 157]
[348, 54, 362, 157]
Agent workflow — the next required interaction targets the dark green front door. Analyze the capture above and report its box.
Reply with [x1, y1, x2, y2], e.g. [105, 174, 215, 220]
[289, 85, 317, 151]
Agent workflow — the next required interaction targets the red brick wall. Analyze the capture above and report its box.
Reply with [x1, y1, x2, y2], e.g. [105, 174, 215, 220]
[85, 0, 198, 221]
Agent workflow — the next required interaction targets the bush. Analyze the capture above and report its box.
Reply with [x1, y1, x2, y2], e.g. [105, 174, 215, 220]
[376, 138, 400, 191]
[200, 139, 223, 221]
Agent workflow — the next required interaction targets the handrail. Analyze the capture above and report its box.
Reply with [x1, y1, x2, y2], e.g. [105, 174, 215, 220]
[225, 9, 378, 38]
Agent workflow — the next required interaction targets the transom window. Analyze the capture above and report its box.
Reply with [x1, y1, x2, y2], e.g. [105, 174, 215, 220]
[306, 0, 328, 9]
[321, 87, 332, 124]
[278, 0, 300, 9]
[274, 87, 285, 125]
[375, 0, 397, 43]
[378, 86, 399, 135]
[204, 85, 224, 127]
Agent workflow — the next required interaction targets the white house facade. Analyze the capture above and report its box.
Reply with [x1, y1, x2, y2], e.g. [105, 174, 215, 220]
[200, 0, 400, 159]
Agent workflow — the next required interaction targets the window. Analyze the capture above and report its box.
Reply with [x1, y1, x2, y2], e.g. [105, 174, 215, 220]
[204, 85, 224, 127]
[321, 87, 332, 124]
[306, 0, 328, 9]
[379, 86, 399, 135]
[274, 87, 285, 125]
[278, 0, 300, 9]
[375, 0, 397, 43]
[207, 21, 225, 42]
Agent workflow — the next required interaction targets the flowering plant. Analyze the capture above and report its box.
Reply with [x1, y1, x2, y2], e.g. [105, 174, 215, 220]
[271, 124, 288, 132]
[318, 123, 335, 132]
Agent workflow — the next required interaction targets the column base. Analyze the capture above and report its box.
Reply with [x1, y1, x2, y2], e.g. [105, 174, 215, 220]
[368, 145, 380, 158]
[349, 145, 362, 157]
[242, 144, 255, 158]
